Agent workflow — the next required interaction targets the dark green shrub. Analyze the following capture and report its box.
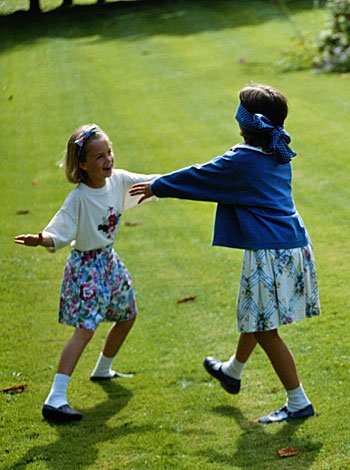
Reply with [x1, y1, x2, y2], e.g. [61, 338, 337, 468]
[315, 0, 350, 72]
[278, 0, 350, 73]
[277, 32, 318, 72]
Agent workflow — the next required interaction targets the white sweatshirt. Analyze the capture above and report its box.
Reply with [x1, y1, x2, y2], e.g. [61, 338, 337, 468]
[43, 169, 157, 252]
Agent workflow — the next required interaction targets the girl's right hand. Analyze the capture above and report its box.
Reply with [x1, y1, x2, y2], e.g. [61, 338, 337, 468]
[14, 232, 52, 247]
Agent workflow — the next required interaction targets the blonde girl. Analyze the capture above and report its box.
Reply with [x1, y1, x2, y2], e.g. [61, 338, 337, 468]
[15, 125, 157, 422]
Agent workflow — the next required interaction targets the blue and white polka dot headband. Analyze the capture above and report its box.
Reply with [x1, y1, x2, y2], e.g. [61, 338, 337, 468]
[235, 103, 296, 163]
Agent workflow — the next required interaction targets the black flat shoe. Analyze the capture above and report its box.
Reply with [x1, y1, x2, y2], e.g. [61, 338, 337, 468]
[203, 356, 241, 394]
[42, 404, 83, 423]
[258, 404, 315, 424]
[90, 371, 134, 381]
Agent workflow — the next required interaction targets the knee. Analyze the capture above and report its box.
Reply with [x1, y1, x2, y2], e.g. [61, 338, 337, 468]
[111, 317, 136, 333]
[254, 331, 264, 345]
[123, 317, 136, 330]
[74, 327, 95, 345]
[254, 329, 279, 346]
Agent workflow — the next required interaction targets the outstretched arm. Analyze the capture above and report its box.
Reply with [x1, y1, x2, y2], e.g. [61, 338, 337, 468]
[130, 153, 244, 205]
[129, 182, 154, 204]
[14, 231, 54, 248]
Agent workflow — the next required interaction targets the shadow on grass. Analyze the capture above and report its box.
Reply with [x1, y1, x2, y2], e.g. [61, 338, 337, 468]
[201, 405, 323, 468]
[11, 380, 152, 469]
[0, 0, 317, 54]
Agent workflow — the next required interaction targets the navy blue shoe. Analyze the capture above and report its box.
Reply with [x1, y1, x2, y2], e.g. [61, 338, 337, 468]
[258, 404, 315, 424]
[203, 357, 241, 394]
[42, 404, 83, 423]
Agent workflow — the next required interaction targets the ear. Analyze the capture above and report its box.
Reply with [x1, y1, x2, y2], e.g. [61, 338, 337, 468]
[79, 161, 87, 171]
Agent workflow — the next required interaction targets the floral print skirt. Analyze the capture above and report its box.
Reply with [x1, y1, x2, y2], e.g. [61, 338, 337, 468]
[59, 247, 136, 331]
[236, 244, 320, 332]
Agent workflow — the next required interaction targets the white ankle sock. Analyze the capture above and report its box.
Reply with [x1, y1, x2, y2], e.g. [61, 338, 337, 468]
[91, 352, 115, 378]
[221, 355, 245, 380]
[286, 384, 311, 412]
[44, 373, 70, 408]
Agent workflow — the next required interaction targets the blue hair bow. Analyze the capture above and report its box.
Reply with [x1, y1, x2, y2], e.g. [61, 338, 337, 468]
[235, 103, 296, 164]
[74, 126, 99, 157]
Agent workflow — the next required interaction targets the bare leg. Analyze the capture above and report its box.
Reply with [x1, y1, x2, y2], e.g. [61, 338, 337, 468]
[102, 318, 135, 358]
[235, 332, 257, 363]
[254, 329, 300, 390]
[43, 328, 94, 417]
[57, 328, 94, 376]
[219, 332, 257, 382]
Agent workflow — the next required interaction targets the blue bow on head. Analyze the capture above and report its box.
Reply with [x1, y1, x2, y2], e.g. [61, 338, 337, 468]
[74, 126, 99, 157]
[235, 103, 296, 163]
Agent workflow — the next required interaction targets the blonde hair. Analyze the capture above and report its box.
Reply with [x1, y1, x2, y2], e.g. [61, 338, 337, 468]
[62, 124, 108, 184]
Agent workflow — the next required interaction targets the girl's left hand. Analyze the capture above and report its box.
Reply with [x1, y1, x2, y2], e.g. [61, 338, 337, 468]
[129, 182, 154, 204]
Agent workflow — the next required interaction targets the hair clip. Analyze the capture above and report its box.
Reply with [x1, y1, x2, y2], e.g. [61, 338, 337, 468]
[74, 126, 98, 151]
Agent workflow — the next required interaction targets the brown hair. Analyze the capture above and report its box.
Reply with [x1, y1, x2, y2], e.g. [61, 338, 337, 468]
[62, 124, 105, 184]
[239, 84, 289, 151]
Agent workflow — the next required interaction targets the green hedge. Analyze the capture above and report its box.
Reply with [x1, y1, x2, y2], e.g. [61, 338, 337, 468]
[316, 0, 350, 72]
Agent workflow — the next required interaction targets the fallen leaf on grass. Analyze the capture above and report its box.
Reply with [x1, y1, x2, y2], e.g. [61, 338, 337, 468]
[32, 179, 39, 185]
[277, 447, 300, 458]
[1, 384, 27, 394]
[16, 209, 30, 215]
[124, 221, 143, 227]
[176, 296, 197, 304]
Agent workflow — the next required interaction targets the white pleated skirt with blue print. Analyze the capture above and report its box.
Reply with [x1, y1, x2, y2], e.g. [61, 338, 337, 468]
[236, 244, 320, 332]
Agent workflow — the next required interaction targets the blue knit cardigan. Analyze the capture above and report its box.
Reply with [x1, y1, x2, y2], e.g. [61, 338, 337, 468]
[151, 145, 310, 250]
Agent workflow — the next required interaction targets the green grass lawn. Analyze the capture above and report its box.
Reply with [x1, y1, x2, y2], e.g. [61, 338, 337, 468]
[1, 0, 349, 468]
